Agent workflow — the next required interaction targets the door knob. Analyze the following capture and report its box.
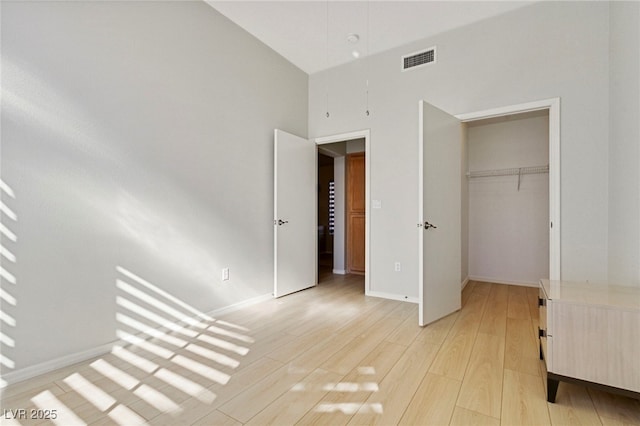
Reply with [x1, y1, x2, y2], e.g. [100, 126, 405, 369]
[278, 219, 289, 226]
[424, 221, 437, 230]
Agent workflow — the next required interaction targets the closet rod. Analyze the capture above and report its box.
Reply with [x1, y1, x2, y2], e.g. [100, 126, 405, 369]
[466, 164, 549, 179]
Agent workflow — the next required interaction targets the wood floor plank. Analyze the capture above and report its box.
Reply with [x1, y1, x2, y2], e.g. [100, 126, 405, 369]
[147, 387, 235, 426]
[507, 286, 530, 320]
[587, 388, 640, 425]
[450, 406, 500, 426]
[526, 287, 540, 322]
[472, 281, 493, 296]
[428, 329, 477, 381]
[385, 311, 423, 346]
[415, 311, 458, 345]
[398, 373, 461, 426]
[245, 368, 342, 425]
[287, 332, 357, 376]
[191, 410, 241, 426]
[546, 383, 601, 426]
[346, 340, 440, 426]
[477, 285, 508, 338]
[266, 329, 334, 364]
[297, 340, 407, 426]
[501, 369, 551, 426]
[461, 281, 477, 307]
[216, 363, 311, 423]
[504, 317, 539, 376]
[455, 332, 505, 418]
[320, 316, 404, 375]
[332, 299, 406, 342]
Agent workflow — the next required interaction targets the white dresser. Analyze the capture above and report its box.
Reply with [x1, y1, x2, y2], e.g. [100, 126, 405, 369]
[539, 279, 640, 402]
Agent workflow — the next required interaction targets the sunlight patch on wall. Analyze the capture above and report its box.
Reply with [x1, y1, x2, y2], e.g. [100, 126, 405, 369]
[0, 246, 17, 263]
[115, 313, 188, 348]
[115, 330, 175, 359]
[116, 267, 213, 322]
[117, 195, 221, 287]
[0, 180, 17, 387]
[0, 311, 17, 327]
[115, 297, 199, 339]
[0, 333, 16, 348]
[0, 268, 16, 285]
[0, 354, 15, 369]
[1, 58, 120, 163]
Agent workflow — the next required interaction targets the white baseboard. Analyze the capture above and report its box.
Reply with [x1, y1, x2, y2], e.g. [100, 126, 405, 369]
[205, 293, 272, 317]
[366, 290, 419, 304]
[332, 269, 347, 275]
[468, 275, 539, 287]
[2, 293, 272, 387]
[1, 341, 117, 386]
[461, 276, 470, 290]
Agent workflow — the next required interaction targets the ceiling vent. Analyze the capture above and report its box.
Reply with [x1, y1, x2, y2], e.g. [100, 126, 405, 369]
[402, 47, 436, 71]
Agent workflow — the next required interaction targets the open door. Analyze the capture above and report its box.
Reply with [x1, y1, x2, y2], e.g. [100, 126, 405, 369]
[274, 129, 317, 297]
[418, 101, 462, 326]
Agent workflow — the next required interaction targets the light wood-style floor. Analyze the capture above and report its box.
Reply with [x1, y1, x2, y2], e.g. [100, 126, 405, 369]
[2, 274, 639, 425]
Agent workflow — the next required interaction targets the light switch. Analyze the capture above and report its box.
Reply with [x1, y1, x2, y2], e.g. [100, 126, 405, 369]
[372, 200, 382, 209]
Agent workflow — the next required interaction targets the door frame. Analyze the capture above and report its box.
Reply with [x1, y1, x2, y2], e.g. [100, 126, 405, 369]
[315, 129, 371, 294]
[456, 97, 561, 281]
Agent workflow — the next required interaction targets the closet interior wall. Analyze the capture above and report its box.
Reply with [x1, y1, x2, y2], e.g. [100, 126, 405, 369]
[466, 110, 550, 286]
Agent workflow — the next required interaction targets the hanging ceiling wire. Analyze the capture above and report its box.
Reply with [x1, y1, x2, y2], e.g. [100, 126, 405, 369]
[365, 0, 370, 117]
[325, 0, 330, 118]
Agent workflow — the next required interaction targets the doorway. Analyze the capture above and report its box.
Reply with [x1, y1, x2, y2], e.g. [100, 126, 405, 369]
[317, 152, 335, 282]
[464, 109, 550, 286]
[315, 130, 370, 290]
[418, 98, 560, 326]
[456, 98, 560, 281]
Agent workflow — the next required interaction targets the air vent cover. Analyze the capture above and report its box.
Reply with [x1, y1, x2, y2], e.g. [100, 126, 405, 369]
[402, 47, 436, 71]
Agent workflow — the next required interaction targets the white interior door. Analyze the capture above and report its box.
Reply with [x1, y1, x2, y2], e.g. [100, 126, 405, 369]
[418, 101, 462, 326]
[274, 129, 317, 298]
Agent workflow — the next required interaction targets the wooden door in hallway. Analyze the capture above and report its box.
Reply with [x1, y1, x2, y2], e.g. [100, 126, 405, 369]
[347, 152, 365, 274]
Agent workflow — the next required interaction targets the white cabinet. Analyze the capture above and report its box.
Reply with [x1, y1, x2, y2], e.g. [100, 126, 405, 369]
[539, 279, 640, 402]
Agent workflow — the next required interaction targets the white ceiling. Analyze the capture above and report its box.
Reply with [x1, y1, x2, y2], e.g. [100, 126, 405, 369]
[206, 1, 536, 74]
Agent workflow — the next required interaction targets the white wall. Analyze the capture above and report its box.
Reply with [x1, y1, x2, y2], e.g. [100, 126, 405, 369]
[608, 1, 640, 287]
[467, 112, 549, 286]
[0, 1, 307, 377]
[309, 2, 611, 299]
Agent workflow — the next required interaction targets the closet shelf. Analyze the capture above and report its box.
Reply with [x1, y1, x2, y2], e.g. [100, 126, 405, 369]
[466, 165, 549, 179]
[466, 164, 548, 191]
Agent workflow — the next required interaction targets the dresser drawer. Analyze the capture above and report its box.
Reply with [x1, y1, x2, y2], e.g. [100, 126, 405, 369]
[538, 284, 551, 370]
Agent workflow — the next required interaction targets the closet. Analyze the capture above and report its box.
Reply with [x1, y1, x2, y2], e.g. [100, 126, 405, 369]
[465, 110, 550, 285]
